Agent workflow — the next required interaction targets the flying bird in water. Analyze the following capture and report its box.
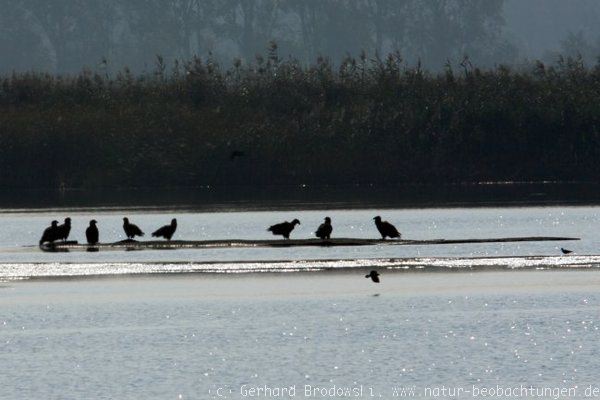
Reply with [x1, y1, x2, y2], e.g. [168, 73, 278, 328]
[315, 217, 333, 240]
[373, 216, 401, 240]
[123, 217, 144, 239]
[152, 218, 178, 240]
[57, 217, 72, 241]
[365, 270, 380, 283]
[86, 220, 99, 245]
[267, 219, 300, 239]
[39, 220, 59, 245]
[561, 248, 573, 255]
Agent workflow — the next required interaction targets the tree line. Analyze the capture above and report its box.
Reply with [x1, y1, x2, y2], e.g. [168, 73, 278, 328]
[0, 52, 599, 190]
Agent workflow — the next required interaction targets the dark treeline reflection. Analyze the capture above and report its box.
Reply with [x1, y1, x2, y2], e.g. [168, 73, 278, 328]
[1, 54, 600, 189]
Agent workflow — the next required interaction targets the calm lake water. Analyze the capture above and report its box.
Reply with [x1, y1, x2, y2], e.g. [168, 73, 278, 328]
[2, 205, 600, 399]
[3, 271, 600, 399]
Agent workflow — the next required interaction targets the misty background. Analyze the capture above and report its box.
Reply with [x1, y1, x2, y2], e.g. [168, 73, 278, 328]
[1, 0, 600, 75]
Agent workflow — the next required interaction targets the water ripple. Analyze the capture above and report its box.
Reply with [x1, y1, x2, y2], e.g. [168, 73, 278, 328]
[2, 255, 600, 280]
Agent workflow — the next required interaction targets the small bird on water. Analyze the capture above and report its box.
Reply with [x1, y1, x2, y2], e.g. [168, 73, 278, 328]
[373, 216, 401, 240]
[152, 218, 177, 240]
[267, 219, 300, 239]
[123, 217, 144, 239]
[39, 220, 59, 245]
[365, 270, 380, 283]
[86, 220, 99, 245]
[315, 217, 332, 240]
[561, 247, 573, 255]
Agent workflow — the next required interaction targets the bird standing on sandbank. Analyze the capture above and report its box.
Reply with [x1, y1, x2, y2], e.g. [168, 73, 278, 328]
[123, 217, 144, 239]
[57, 217, 72, 241]
[86, 220, 99, 245]
[152, 218, 177, 240]
[39, 220, 59, 245]
[267, 219, 300, 239]
[373, 216, 401, 240]
[315, 217, 333, 240]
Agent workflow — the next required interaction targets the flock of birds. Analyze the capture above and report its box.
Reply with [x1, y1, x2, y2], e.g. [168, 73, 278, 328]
[267, 216, 400, 240]
[37, 215, 575, 285]
[39, 217, 178, 245]
[38, 215, 400, 284]
[39, 215, 402, 245]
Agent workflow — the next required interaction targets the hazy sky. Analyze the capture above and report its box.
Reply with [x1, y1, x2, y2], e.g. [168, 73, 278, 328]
[505, 0, 600, 60]
[1, 0, 599, 74]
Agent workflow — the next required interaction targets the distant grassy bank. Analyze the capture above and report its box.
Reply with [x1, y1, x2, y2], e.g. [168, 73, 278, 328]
[1, 54, 600, 190]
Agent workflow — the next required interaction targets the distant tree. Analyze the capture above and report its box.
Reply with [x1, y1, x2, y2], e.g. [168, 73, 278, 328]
[214, 0, 282, 62]
[0, 0, 517, 73]
[166, 0, 217, 59]
[559, 31, 600, 65]
[361, 0, 409, 56]
[0, 3, 52, 72]
[281, 0, 371, 63]
[9, 0, 91, 73]
[400, 0, 513, 68]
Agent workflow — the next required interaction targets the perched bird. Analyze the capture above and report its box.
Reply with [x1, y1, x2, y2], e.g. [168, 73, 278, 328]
[365, 270, 380, 283]
[315, 217, 333, 240]
[56, 217, 72, 241]
[152, 218, 177, 240]
[373, 216, 401, 240]
[561, 247, 573, 255]
[123, 217, 144, 239]
[267, 219, 300, 239]
[86, 220, 99, 245]
[39, 220, 59, 245]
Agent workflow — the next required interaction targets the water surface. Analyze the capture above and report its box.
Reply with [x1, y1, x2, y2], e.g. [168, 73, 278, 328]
[3, 205, 600, 399]
[2, 271, 599, 399]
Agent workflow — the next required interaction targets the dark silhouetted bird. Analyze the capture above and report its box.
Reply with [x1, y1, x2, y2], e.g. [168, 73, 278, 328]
[315, 217, 333, 240]
[373, 216, 401, 240]
[39, 220, 59, 245]
[267, 219, 300, 239]
[86, 220, 99, 245]
[152, 218, 177, 240]
[123, 217, 144, 239]
[230, 150, 245, 160]
[561, 248, 573, 255]
[57, 217, 72, 241]
[365, 270, 380, 283]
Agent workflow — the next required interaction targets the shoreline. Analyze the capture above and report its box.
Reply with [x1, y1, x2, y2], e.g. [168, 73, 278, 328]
[1, 200, 600, 215]
[40, 236, 579, 251]
[1, 182, 600, 213]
